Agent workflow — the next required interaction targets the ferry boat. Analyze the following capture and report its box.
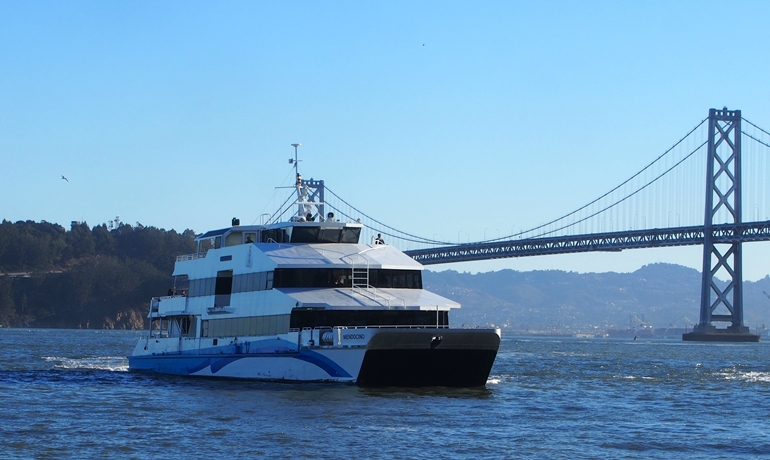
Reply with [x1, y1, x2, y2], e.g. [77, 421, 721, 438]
[128, 168, 500, 387]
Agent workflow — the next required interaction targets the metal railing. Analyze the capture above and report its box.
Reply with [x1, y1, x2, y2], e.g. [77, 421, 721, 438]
[176, 252, 206, 262]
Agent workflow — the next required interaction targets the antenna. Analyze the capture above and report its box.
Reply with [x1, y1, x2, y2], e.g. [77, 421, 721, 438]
[290, 143, 302, 178]
[289, 143, 312, 219]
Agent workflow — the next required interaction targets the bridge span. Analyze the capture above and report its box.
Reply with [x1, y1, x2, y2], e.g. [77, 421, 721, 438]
[405, 220, 770, 265]
[301, 108, 770, 341]
[403, 108, 766, 341]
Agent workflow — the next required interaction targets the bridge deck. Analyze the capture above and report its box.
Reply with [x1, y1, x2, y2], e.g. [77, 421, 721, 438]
[405, 221, 770, 265]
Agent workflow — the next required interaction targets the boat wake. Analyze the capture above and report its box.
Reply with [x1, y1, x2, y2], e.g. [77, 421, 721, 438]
[721, 370, 770, 383]
[43, 356, 129, 372]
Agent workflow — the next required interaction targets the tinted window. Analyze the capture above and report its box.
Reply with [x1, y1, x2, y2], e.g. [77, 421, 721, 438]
[261, 229, 287, 243]
[290, 309, 447, 329]
[274, 268, 421, 289]
[340, 227, 361, 243]
[291, 227, 319, 243]
[319, 228, 342, 243]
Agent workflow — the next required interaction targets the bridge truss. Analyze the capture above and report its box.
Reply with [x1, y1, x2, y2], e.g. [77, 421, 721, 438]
[315, 107, 770, 341]
[405, 108, 764, 341]
[405, 220, 770, 264]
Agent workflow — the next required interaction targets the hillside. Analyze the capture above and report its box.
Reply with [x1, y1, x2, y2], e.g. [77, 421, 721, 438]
[424, 264, 770, 332]
[3, 219, 770, 332]
[0, 220, 196, 329]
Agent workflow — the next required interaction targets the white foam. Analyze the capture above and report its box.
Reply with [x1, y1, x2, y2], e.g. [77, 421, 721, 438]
[722, 371, 770, 383]
[43, 356, 129, 372]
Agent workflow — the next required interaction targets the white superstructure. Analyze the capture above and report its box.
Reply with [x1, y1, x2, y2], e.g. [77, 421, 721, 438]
[128, 172, 500, 387]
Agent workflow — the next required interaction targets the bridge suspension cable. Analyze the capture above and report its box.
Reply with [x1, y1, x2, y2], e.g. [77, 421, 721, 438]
[743, 131, 770, 149]
[261, 113, 770, 252]
[743, 117, 770, 139]
[266, 190, 296, 224]
[323, 188, 448, 245]
[494, 117, 709, 242]
[325, 116, 710, 248]
[532, 139, 708, 239]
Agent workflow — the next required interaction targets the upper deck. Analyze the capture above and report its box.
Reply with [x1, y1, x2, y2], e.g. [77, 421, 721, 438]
[187, 171, 370, 259]
[188, 220, 365, 260]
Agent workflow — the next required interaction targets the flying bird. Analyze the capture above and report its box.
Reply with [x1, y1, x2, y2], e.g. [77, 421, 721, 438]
[61, 175, 68, 182]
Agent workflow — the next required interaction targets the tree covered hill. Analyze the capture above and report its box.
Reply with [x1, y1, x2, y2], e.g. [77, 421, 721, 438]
[3, 219, 770, 333]
[0, 220, 196, 329]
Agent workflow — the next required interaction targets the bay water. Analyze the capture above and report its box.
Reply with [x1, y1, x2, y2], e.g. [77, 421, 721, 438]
[1, 328, 769, 459]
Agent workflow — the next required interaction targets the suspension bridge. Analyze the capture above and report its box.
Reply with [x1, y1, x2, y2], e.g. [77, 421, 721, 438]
[278, 108, 770, 342]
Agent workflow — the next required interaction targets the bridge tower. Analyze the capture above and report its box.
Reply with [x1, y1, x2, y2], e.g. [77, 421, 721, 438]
[683, 108, 759, 342]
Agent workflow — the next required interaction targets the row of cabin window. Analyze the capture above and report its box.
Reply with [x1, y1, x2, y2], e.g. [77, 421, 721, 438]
[259, 227, 361, 244]
[272, 268, 423, 289]
[233, 271, 274, 294]
[188, 271, 274, 297]
[188, 268, 420, 296]
[154, 316, 197, 337]
[201, 314, 290, 338]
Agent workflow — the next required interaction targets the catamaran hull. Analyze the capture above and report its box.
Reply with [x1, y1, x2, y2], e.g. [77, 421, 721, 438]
[357, 329, 500, 387]
[128, 329, 500, 387]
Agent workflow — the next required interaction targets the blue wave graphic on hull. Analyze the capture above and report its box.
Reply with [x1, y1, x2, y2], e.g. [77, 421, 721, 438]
[210, 357, 243, 374]
[175, 351, 352, 378]
[186, 358, 211, 374]
[293, 351, 352, 378]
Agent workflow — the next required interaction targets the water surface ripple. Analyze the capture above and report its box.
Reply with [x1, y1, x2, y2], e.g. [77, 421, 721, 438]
[1, 329, 769, 458]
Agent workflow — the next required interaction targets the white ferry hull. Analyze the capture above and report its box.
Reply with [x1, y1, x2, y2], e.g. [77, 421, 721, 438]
[128, 171, 501, 387]
[128, 349, 364, 383]
[128, 328, 500, 387]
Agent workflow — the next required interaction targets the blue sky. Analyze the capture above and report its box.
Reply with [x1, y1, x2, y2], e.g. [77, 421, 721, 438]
[2, 1, 770, 278]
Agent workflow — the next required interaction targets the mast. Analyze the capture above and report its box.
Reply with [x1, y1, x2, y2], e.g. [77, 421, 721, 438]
[290, 143, 304, 218]
[287, 143, 325, 221]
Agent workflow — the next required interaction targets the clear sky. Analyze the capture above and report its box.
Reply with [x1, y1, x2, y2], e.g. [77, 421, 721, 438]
[2, 1, 770, 279]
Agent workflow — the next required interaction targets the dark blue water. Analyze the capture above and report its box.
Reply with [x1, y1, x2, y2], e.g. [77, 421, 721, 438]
[1, 329, 769, 459]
